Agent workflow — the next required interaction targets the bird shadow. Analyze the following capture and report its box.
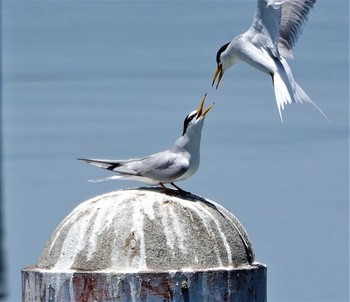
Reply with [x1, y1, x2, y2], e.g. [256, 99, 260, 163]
[126, 186, 220, 212]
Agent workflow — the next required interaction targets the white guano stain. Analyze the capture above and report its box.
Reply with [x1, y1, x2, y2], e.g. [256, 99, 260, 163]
[168, 205, 185, 252]
[48, 198, 89, 253]
[194, 203, 233, 266]
[132, 199, 147, 270]
[85, 196, 119, 261]
[159, 205, 175, 251]
[178, 199, 232, 266]
[50, 192, 128, 269]
[159, 202, 185, 256]
[52, 205, 94, 270]
[141, 197, 155, 220]
[213, 202, 251, 260]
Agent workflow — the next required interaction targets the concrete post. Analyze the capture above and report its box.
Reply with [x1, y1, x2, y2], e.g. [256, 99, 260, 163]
[22, 188, 267, 301]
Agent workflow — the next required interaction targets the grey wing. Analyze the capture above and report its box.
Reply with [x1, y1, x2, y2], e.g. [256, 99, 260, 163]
[78, 151, 190, 182]
[132, 151, 190, 183]
[249, 0, 283, 57]
[278, 0, 316, 58]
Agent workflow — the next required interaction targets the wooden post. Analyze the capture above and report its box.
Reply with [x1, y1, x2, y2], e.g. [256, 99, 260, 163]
[22, 188, 267, 301]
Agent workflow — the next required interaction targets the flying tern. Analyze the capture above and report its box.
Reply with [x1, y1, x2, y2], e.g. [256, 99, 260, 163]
[78, 94, 214, 192]
[212, 0, 328, 121]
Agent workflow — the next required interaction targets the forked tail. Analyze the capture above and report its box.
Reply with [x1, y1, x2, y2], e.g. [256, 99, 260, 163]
[272, 57, 329, 122]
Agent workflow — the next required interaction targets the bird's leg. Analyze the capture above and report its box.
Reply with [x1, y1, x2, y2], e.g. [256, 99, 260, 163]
[159, 182, 172, 192]
[170, 182, 191, 194]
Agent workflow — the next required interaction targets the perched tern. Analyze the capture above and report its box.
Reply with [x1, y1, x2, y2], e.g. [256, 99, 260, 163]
[78, 94, 214, 192]
[212, 0, 328, 121]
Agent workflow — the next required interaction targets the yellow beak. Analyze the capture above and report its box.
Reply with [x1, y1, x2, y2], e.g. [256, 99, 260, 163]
[197, 93, 215, 119]
[212, 65, 223, 89]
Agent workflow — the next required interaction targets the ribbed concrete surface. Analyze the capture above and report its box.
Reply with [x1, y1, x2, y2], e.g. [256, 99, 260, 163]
[37, 187, 254, 271]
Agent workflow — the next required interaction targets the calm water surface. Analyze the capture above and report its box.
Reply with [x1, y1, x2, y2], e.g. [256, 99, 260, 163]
[2, 1, 349, 301]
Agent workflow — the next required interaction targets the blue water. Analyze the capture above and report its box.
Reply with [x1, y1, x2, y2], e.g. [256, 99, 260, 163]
[2, 1, 349, 301]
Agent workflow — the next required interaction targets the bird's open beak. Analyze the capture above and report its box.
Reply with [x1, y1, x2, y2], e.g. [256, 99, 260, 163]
[197, 93, 215, 119]
[212, 64, 223, 89]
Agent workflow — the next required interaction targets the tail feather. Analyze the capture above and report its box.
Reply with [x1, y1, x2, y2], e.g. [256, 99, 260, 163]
[294, 82, 330, 121]
[78, 157, 140, 177]
[78, 158, 122, 170]
[88, 175, 122, 183]
[272, 57, 329, 122]
[272, 71, 293, 122]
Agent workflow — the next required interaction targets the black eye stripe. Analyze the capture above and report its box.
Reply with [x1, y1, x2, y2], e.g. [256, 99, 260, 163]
[216, 42, 230, 63]
[182, 113, 196, 135]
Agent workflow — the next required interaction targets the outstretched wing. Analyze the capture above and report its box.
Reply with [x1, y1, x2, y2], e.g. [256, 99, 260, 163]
[249, 0, 316, 59]
[278, 0, 316, 58]
[248, 0, 284, 57]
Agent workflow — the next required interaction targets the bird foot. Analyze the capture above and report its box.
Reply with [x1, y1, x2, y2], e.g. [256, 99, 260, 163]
[159, 183, 191, 196]
[170, 182, 191, 195]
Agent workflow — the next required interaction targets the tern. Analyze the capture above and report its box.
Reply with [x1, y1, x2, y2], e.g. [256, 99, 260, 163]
[212, 0, 328, 121]
[78, 94, 214, 192]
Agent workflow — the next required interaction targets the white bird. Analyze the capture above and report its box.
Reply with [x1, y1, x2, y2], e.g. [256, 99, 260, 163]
[78, 94, 214, 192]
[212, 0, 328, 122]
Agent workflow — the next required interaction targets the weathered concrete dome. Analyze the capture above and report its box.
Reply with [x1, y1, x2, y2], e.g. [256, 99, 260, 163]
[38, 188, 254, 272]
